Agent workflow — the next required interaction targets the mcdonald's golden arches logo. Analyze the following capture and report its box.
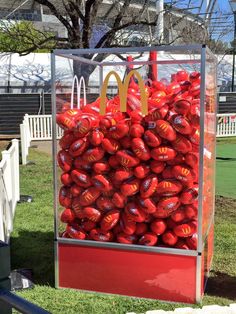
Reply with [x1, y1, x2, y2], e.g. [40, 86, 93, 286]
[163, 181, 172, 188]
[159, 147, 167, 154]
[159, 123, 168, 132]
[100, 70, 148, 116]
[181, 168, 190, 176]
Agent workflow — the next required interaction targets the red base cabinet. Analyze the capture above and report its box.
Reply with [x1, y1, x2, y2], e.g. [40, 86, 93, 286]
[57, 241, 198, 303]
[52, 45, 217, 303]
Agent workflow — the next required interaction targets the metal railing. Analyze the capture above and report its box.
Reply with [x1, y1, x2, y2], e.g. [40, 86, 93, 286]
[0, 140, 20, 242]
[0, 289, 50, 313]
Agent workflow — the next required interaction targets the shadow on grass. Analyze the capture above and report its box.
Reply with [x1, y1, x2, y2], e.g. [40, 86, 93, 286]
[206, 271, 236, 301]
[10, 230, 54, 287]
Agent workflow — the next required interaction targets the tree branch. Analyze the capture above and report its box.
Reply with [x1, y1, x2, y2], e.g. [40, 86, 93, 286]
[34, 0, 75, 38]
[95, 19, 157, 48]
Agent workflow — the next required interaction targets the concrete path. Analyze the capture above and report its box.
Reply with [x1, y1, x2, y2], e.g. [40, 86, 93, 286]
[127, 304, 236, 314]
[31, 140, 53, 155]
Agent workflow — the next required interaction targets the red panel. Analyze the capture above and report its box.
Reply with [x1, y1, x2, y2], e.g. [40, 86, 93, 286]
[58, 242, 197, 303]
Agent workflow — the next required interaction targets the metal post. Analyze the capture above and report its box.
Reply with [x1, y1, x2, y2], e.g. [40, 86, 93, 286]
[0, 289, 50, 314]
[232, 12, 236, 92]
[155, 0, 164, 43]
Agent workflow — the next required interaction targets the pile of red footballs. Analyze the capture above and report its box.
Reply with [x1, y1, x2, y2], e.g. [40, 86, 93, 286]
[56, 70, 200, 250]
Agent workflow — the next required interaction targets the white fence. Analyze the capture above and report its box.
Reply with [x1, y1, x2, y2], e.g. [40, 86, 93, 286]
[217, 113, 236, 137]
[20, 113, 236, 165]
[0, 139, 20, 242]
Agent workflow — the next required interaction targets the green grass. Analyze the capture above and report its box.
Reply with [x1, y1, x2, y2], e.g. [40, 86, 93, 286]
[10, 145, 236, 314]
[216, 138, 236, 198]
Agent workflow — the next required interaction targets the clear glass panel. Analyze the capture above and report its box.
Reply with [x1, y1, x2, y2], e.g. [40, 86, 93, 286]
[201, 49, 217, 242]
[53, 46, 210, 251]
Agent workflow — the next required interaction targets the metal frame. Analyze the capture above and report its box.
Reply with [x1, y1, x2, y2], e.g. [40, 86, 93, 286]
[51, 45, 217, 303]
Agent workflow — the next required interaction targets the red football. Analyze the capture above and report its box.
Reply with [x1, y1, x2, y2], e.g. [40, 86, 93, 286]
[117, 233, 137, 244]
[61, 172, 73, 186]
[135, 223, 148, 236]
[156, 180, 182, 197]
[133, 163, 150, 179]
[185, 152, 199, 169]
[60, 208, 75, 223]
[148, 95, 166, 110]
[120, 214, 136, 235]
[80, 220, 96, 232]
[156, 120, 176, 141]
[130, 124, 144, 137]
[145, 105, 169, 122]
[93, 161, 110, 174]
[92, 174, 113, 191]
[112, 192, 127, 208]
[66, 225, 86, 240]
[150, 160, 166, 174]
[71, 197, 82, 214]
[175, 240, 190, 250]
[125, 202, 146, 222]
[189, 128, 200, 145]
[74, 116, 97, 138]
[73, 158, 92, 171]
[171, 208, 186, 222]
[171, 114, 192, 135]
[69, 138, 88, 157]
[131, 138, 151, 161]
[108, 155, 120, 168]
[57, 150, 73, 172]
[171, 134, 192, 154]
[102, 138, 120, 154]
[140, 175, 158, 198]
[89, 129, 104, 146]
[180, 186, 198, 204]
[166, 82, 181, 95]
[176, 70, 189, 82]
[186, 233, 198, 250]
[116, 150, 140, 168]
[100, 210, 120, 231]
[166, 153, 185, 166]
[150, 219, 167, 235]
[151, 146, 176, 161]
[56, 113, 76, 130]
[90, 228, 113, 242]
[173, 221, 197, 237]
[119, 136, 132, 149]
[96, 196, 114, 212]
[59, 186, 72, 208]
[82, 147, 105, 163]
[59, 131, 75, 149]
[83, 207, 101, 222]
[108, 121, 129, 139]
[162, 231, 178, 246]
[70, 184, 82, 197]
[157, 196, 180, 212]
[78, 187, 101, 206]
[173, 99, 191, 115]
[143, 130, 162, 148]
[138, 197, 156, 214]
[114, 167, 133, 182]
[162, 166, 174, 179]
[138, 232, 158, 246]
[184, 204, 198, 219]
[172, 165, 193, 183]
[71, 169, 92, 188]
[121, 178, 140, 196]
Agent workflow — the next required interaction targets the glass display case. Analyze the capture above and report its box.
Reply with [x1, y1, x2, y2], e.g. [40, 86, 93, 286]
[51, 45, 217, 303]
